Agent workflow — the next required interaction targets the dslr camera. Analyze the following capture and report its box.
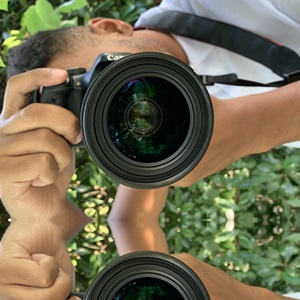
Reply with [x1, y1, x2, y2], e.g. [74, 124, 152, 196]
[70, 251, 210, 300]
[33, 52, 213, 188]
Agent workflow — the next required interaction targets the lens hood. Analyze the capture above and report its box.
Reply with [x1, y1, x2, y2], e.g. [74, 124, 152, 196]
[81, 52, 213, 188]
[81, 251, 210, 300]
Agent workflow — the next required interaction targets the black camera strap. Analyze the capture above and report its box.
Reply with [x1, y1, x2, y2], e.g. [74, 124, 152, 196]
[135, 10, 300, 86]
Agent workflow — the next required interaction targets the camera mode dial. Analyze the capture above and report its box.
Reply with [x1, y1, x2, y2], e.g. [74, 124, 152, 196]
[67, 68, 86, 76]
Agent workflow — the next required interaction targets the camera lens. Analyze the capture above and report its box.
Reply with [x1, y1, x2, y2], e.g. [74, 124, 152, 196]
[125, 98, 162, 136]
[81, 52, 213, 188]
[113, 277, 183, 299]
[83, 251, 210, 300]
[108, 77, 189, 163]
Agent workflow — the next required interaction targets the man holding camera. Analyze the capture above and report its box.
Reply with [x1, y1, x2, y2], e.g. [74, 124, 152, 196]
[1, 0, 300, 299]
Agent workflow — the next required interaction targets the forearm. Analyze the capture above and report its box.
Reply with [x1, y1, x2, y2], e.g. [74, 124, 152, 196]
[53, 198, 91, 242]
[173, 253, 292, 300]
[176, 81, 300, 186]
[109, 218, 168, 255]
[108, 185, 169, 255]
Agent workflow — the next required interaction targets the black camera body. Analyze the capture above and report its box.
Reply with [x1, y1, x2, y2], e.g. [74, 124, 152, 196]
[70, 251, 210, 300]
[33, 52, 214, 188]
[34, 52, 131, 131]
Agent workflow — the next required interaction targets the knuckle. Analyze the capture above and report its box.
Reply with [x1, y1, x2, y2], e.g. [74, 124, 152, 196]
[38, 152, 55, 167]
[39, 273, 56, 288]
[6, 74, 18, 89]
[21, 103, 43, 121]
[67, 116, 80, 141]
[37, 256, 58, 288]
[35, 128, 55, 142]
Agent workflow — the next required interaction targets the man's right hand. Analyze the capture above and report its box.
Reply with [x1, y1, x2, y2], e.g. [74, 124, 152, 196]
[0, 221, 74, 300]
[0, 68, 84, 299]
[0, 68, 82, 220]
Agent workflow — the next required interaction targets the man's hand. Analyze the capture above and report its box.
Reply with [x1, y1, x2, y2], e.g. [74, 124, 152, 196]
[0, 221, 74, 300]
[0, 68, 82, 220]
[0, 68, 88, 299]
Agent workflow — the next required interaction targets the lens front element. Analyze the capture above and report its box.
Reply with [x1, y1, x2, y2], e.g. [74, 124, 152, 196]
[125, 98, 162, 136]
[108, 77, 189, 163]
[113, 277, 183, 300]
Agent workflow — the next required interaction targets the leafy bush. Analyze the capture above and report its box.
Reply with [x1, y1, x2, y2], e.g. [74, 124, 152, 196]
[1, 0, 299, 295]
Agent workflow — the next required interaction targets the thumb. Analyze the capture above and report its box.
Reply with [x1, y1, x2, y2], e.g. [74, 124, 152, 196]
[2, 68, 67, 119]
[1, 253, 59, 287]
[30, 253, 61, 287]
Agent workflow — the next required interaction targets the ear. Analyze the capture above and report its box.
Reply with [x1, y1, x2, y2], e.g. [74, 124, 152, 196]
[88, 18, 133, 36]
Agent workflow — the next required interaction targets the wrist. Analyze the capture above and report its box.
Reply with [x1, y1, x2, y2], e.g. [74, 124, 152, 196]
[53, 198, 90, 241]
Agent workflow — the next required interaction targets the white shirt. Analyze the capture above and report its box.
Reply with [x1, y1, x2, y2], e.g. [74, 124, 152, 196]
[135, 0, 300, 147]
[135, 0, 300, 98]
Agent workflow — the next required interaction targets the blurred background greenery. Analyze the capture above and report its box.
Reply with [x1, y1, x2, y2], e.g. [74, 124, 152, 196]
[1, 0, 300, 295]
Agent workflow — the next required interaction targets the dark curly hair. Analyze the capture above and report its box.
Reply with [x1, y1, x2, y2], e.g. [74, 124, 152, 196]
[6, 26, 94, 80]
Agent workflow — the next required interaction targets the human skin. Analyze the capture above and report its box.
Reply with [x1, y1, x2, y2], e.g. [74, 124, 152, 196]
[0, 69, 89, 300]
[0, 18, 299, 299]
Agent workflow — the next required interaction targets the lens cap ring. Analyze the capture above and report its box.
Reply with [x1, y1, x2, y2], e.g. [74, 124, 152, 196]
[84, 251, 210, 300]
[81, 52, 213, 188]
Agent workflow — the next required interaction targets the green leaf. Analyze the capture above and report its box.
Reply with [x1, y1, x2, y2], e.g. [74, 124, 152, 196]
[282, 154, 300, 168]
[165, 199, 178, 214]
[181, 202, 195, 212]
[0, 56, 5, 68]
[237, 212, 254, 228]
[215, 197, 236, 209]
[215, 231, 236, 243]
[289, 256, 300, 268]
[282, 273, 300, 286]
[181, 228, 195, 239]
[175, 234, 183, 252]
[165, 228, 177, 241]
[238, 235, 253, 249]
[257, 267, 275, 278]
[56, 0, 88, 14]
[22, 0, 61, 34]
[174, 188, 183, 207]
[286, 199, 300, 208]
[36, 0, 61, 26]
[0, 0, 8, 11]
[285, 233, 300, 242]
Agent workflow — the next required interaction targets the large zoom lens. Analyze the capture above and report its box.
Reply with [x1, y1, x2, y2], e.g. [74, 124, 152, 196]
[83, 251, 210, 300]
[81, 52, 213, 188]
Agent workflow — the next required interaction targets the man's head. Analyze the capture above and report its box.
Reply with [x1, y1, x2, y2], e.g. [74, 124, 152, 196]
[6, 18, 175, 80]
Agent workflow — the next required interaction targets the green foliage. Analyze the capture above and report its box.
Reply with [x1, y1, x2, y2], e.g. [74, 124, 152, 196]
[162, 147, 300, 294]
[0, 0, 8, 11]
[0, 0, 299, 296]
[61, 146, 300, 294]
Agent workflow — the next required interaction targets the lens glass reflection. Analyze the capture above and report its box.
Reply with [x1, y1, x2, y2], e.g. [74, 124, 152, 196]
[108, 77, 190, 162]
[113, 277, 184, 300]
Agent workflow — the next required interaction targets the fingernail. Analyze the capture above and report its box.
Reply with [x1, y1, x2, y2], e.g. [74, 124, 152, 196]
[75, 132, 83, 144]
[50, 68, 67, 79]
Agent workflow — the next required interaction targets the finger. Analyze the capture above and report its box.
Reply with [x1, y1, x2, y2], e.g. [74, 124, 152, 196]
[0, 153, 60, 188]
[2, 68, 68, 119]
[1, 103, 81, 145]
[0, 129, 73, 172]
[1, 267, 72, 300]
[1, 254, 59, 287]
